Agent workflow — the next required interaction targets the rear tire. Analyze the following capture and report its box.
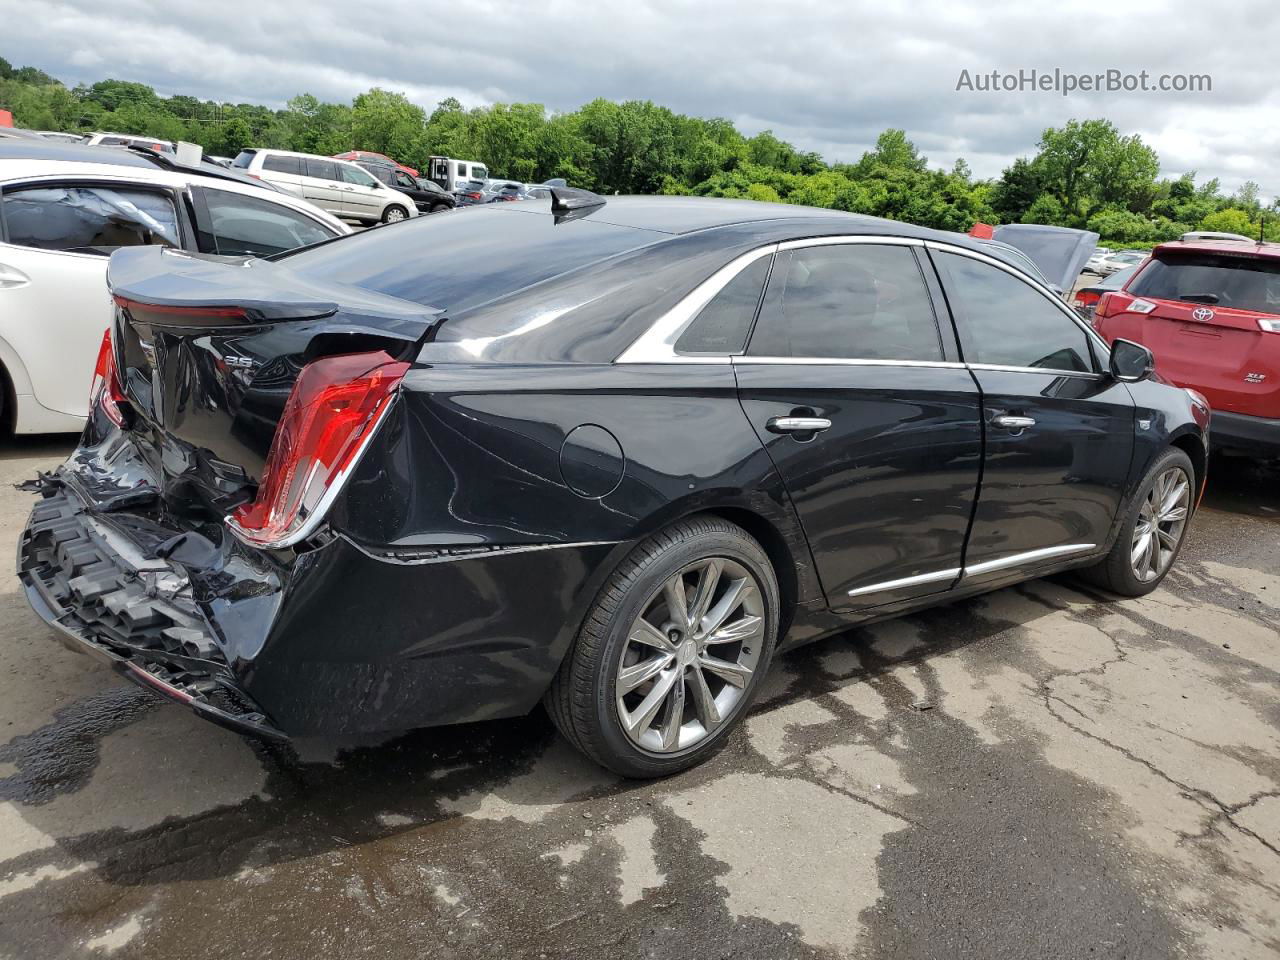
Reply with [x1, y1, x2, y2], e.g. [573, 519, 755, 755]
[1077, 447, 1194, 596]
[546, 516, 779, 778]
[428, 204, 449, 214]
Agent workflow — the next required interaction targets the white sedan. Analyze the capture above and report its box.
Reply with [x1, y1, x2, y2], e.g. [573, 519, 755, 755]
[0, 142, 349, 433]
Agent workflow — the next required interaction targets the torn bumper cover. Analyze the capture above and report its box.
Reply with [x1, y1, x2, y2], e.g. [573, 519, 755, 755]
[17, 485, 286, 740]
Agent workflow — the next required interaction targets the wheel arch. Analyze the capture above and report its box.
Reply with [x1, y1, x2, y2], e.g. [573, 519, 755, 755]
[1169, 429, 1207, 504]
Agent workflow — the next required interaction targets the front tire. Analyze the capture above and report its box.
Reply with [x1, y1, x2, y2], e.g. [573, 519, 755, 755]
[1077, 447, 1194, 596]
[381, 204, 409, 224]
[546, 516, 779, 778]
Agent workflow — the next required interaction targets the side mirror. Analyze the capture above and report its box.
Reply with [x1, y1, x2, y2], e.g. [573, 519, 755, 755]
[1109, 338, 1154, 382]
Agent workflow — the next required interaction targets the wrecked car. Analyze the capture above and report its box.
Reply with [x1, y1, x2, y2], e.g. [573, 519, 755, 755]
[19, 191, 1209, 777]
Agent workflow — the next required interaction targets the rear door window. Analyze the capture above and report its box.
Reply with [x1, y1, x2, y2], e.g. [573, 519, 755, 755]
[746, 243, 943, 361]
[1128, 253, 1280, 316]
[194, 187, 336, 257]
[934, 251, 1094, 372]
[1, 183, 179, 255]
[262, 155, 303, 176]
[304, 158, 340, 182]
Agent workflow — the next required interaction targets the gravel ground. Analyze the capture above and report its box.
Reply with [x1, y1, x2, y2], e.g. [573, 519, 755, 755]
[0, 435, 1277, 960]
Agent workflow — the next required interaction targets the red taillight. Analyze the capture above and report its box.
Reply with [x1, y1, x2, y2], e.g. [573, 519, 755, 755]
[89, 328, 127, 427]
[113, 295, 249, 324]
[1073, 291, 1101, 309]
[1095, 291, 1125, 320]
[227, 351, 410, 549]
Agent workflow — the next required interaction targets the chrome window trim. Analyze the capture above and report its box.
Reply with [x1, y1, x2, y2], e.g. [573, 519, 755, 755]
[924, 240, 1114, 368]
[777, 235, 925, 252]
[846, 567, 960, 598]
[966, 362, 1103, 380]
[616, 235, 929, 364]
[962, 543, 1096, 578]
[734, 357, 967, 369]
[615, 243, 777, 364]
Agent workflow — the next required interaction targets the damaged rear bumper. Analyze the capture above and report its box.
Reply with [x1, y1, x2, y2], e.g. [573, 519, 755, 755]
[17, 485, 286, 740]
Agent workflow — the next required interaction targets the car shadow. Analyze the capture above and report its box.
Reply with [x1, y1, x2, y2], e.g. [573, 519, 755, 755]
[1, 573, 1100, 891]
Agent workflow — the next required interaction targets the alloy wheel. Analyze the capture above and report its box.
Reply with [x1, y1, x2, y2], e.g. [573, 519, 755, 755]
[1131, 466, 1190, 582]
[615, 558, 765, 753]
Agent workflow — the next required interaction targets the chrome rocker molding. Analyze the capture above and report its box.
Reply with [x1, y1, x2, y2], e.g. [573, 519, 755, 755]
[846, 566, 961, 597]
[847, 544, 1097, 596]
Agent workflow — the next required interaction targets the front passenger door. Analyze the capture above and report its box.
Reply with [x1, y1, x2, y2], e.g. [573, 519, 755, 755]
[930, 248, 1134, 581]
[733, 240, 983, 610]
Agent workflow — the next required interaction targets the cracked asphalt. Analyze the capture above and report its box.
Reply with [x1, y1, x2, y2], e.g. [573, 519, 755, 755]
[1, 436, 1277, 960]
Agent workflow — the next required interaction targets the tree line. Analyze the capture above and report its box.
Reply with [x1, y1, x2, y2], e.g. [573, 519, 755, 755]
[2, 55, 1275, 247]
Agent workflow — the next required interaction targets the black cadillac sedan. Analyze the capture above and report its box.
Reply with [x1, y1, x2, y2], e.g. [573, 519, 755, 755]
[18, 191, 1209, 778]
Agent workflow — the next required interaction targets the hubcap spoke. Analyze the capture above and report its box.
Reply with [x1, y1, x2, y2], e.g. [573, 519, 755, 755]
[617, 653, 675, 695]
[626, 668, 679, 738]
[701, 577, 753, 636]
[1131, 530, 1152, 569]
[687, 666, 721, 729]
[659, 674, 686, 750]
[704, 613, 764, 646]
[629, 618, 676, 653]
[688, 560, 723, 631]
[698, 653, 751, 689]
[663, 575, 689, 628]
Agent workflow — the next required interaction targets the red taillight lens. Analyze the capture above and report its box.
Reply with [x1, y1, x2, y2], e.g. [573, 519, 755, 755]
[227, 351, 410, 549]
[1095, 291, 1124, 320]
[89, 328, 127, 427]
[1073, 291, 1101, 309]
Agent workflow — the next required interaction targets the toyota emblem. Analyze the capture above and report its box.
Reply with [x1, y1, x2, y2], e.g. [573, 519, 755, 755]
[1191, 307, 1215, 322]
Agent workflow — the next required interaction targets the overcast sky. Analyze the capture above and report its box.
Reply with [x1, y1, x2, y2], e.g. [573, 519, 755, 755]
[4, 0, 1277, 197]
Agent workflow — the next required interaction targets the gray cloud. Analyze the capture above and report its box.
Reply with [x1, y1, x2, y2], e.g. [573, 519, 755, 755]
[4, 0, 1276, 196]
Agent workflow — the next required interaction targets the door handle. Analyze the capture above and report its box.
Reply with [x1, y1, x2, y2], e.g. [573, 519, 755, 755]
[767, 416, 833, 434]
[992, 415, 1036, 431]
[0, 262, 30, 289]
[341, 186, 355, 191]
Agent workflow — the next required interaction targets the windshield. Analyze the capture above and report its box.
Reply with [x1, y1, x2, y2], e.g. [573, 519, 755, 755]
[1129, 253, 1280, 315]
[232, 150, 256, 169]
[471, 166, 488, 180]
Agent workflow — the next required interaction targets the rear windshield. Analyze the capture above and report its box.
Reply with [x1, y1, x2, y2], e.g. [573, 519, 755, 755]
[276, 207, 664, 315]
[232, 150, 257, 169]
[1129, 253, 1280, 316]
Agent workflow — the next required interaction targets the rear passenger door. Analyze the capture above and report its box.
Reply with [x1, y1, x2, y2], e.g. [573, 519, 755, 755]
[259, 154, 306, 199]
[929, 246, 1134, 582]
[301, 158, 347, 217]
[0, 180, 183, 419]
[732, 239, 983, 610]
[188, 186, 339, 257]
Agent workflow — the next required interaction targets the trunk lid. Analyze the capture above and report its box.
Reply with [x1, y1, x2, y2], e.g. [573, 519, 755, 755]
[98, 246, 441, 520]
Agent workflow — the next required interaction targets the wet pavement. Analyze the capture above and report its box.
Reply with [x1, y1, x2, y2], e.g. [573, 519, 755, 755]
[1, 436, 1277, 959]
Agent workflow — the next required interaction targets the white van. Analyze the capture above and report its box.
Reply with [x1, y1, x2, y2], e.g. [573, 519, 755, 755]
[232, 148, 418, 225]
[426, 156, 489, 192]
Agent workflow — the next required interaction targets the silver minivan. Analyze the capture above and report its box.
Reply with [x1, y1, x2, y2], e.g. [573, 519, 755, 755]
[233, 149, 418, 225]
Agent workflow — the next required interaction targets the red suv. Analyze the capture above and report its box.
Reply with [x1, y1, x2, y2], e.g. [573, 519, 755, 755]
[331, 150, 419, 178]
[1095, 237, 1280, 457]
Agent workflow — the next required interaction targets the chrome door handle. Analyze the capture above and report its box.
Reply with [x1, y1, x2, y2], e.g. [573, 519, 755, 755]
[767, 416, 832, 434]
[993, 415, 1036, 430]
[0, 263, 30, 289]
